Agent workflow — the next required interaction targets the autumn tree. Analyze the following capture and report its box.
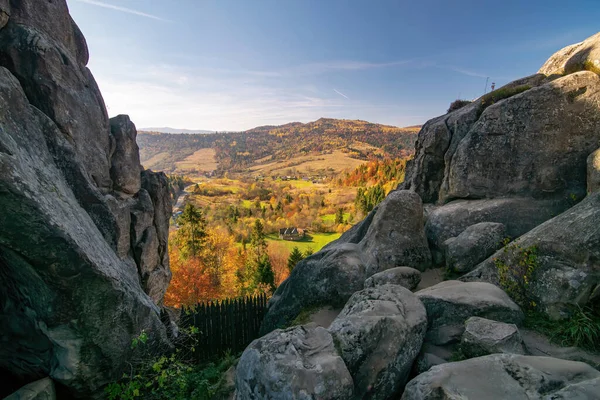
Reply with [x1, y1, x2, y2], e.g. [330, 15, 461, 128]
[176, 203, 207, 258]
[287, 246, 305, 272]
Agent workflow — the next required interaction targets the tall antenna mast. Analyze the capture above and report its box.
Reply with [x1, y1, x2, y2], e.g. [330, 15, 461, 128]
[484, 77, 490, 94]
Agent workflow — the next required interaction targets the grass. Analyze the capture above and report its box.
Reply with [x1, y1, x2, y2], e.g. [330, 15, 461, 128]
[524, 307, 600, 352]
[320, 212, 351, 223]
[478, 84, 532, 118]
[266, 232, 341, 253]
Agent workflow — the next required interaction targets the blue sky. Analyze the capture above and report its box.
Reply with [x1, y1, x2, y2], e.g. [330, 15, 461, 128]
[66, 0, 600, 131]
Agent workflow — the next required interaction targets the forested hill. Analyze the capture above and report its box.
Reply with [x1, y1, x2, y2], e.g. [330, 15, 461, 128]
[137, 118, 420, 174]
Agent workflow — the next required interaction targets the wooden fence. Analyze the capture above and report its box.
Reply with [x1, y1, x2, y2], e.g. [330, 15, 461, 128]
[179, 294, 268, 361]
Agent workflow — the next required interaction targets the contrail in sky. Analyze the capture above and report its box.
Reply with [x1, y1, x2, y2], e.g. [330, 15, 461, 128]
[73, 0, 170, 22]
[333, 89, 349, 99]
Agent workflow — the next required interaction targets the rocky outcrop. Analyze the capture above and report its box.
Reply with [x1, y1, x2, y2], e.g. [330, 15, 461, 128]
[261, 190, 430, 333]
[363, 267, 421, 290]
[328, 285, 427, 399]
[0, 1, 172, 397]
[402, 354, 600, 399]
[443, 222, 506, 273]
[235, 324, 354, 399]
[415, 281, 523, 345]
[460, 317, 526, 358]
[463, 192, 600, 319]
[5, 378, 55, 400]
[588, 148, 600, 193]
[539, 32, 600, 76]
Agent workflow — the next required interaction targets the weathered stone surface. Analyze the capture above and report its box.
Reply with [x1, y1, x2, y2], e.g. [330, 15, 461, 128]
[109, 115, 141, 196]
[587, 148, 600, 193]
[416, 281, 523, 345]
[401, 354, 600, 400]
[539, 32, 600, 76]
[5, 377, 55, 400]
[444, 222, 506, 273]
[425, 197, 569, 265]
[461, 317, 526, 358]
[463, 192, 600, 319]
[261, 190, 430, 333]
[363, 267, 421, 290]
[328, 285, 427, 399]
[521, 329, 600, 370]
[0, 2, 172, 397]
[235, 324, 354, 400]
[445, 71, 600, 202]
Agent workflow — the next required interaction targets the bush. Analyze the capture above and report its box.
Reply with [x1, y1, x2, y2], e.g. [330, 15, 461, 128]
[105, 328, 237, 400]
[447, 99, 472, 113]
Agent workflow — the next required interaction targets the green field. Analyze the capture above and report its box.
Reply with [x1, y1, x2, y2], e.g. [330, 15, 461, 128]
[320, 212, 351, 223]
[266, 232, 342, 254]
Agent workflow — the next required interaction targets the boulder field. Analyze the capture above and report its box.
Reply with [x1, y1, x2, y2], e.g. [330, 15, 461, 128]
[0, 1, 172, 398]
[236, 32, 600, 399]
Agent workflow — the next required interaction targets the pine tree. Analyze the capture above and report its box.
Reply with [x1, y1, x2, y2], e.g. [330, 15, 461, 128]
[176, 203, 207, 258]
[335, 207, 344, 224]
[287, 246, 305, 272]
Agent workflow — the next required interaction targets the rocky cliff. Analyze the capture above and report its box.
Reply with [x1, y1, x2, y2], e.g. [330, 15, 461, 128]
[242, 32, 600, 399]
[0, 1, 172, 397]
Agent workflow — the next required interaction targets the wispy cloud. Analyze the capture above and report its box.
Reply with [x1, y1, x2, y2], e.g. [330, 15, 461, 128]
[333, 89, 349, 99]
[435, 64, 489, 78]
[72, 0, 170, 22]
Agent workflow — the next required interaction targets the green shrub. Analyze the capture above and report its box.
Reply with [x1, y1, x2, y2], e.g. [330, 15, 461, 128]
[494, 240, 538, 311]
[105, 328, 237, 400]
[447, 99, 472, 113]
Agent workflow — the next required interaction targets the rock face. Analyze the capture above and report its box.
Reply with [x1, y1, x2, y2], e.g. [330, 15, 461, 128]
[0, 1, 172, 397]
[363, 267, 421, 290]
[235, 324, 354, 400]
[261, 190, 430, 333]
[460, 317, 526, 358]
[5, 377, 56, 400]
[463, 192, 600, 319]
[587, 148, 600, 193]
[443, 222, 506, 274]
[328, 285, 427, 399]
[402, 354, 600, 400]
[539, 32, 600, 76]
[415, 281, 523, 345]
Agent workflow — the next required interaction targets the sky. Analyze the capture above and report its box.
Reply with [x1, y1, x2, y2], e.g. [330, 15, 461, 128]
[66, 0, 600, 131]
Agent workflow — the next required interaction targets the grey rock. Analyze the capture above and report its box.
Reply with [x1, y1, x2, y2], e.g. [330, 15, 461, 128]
[364, 267, 421, 290]
[328, 285, 427, 399]
[261, 190, 430, 333]
[109, 115, 142, 196]
[416, 281, 523, 345]
[461, 317, 526, 358]
[463, 192, 600, 319]
[402, 354, 600, 400]
[587, 148, 600, 193]
[234, 324, 354, 400]
[445, 71, 600, 202]
[539, 32, 600, 76]
[5, 378, 55, 400]
[443, 222, 506, 274]
[425, 197, 569, 265]
[413, 352, 447, 375]
[521, 329, 600, 370]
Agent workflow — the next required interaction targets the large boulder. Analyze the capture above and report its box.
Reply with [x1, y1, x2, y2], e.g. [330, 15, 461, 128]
[415, 281, 523, 345]
[539, 32, 600, 76]
[0, 2, 172, 397]
[463, 192, 600, 319]
[402, 354, 600, 400]
[261, 190, 430, 333]
[363, 267, 421, 290]
[587, 148, 600, 193]
[425, 197, 569, 265]
[443, 222, 506, 274]
[460, 317, 526, 358]
[234, 324, 354, 399]
[328, 285, 427, 399]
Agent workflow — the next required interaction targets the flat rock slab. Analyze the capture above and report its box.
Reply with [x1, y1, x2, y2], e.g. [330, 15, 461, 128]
[461, 316, 526, 358]
[5, 378, 55, 400]
[402, 354, 600, 400]
[416, 281, 523, 345]
[363, 267, 422, 290]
